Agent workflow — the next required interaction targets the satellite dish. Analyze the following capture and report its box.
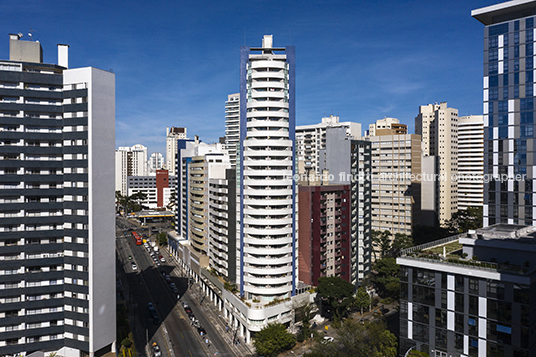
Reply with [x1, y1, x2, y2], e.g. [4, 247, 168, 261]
[18, 32, 23, 38]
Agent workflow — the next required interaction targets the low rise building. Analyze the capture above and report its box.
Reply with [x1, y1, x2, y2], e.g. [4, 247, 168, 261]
[397, 224, 536, 356]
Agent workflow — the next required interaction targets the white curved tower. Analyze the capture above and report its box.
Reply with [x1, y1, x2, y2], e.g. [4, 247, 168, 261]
[239, 35, 297, 302]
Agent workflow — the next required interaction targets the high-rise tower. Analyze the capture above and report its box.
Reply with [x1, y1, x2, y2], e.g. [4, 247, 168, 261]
[473, 0, 536, 226]
[0, 34, 115, 357]
[238, 35, 297, 301]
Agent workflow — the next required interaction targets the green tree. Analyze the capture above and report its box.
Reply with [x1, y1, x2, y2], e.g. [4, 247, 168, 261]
[354, 287, 370, 315]
[408, 351, 429, 357]
[316, 277, 355, 319]
[370, 257, 400, 299]
[390, 233, 413, 257]
[253, 323, 295, 357]
[447, 206, 483, 234]
[156, 232, 167, 246]
[371, 230, 392, 259]
[304, 319, 397, 357]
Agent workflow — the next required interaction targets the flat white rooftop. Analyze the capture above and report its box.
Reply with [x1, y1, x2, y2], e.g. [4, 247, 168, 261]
[472, 0, 536, 25]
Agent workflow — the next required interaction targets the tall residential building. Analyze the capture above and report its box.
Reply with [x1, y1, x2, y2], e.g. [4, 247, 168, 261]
[166, 126, 187, 176]
[473, 1, 536, 226]
[296, 115, 361, 179]
[188, 151, 230, 254]
[398, 224, 536, 356]
[238, 34, 297, 301]
[168, 34, 313, 346]
[457, 115, 485, 210]
[224, 93, 240, 166]
[208, 168, 237, 283]
[415, 102, 459, 226]
[318, 127, 372, 286]
[175, 140, 225, 239]
[368, 117, 408, 136]
[298, 185, 351, 286]
[0, 34, 115, 357]
[115, 144, 148, 195]
[147, 152, 164, 174]
[369, 134, 422, 237]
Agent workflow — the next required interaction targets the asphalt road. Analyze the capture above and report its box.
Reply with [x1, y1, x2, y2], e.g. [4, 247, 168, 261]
[116, 217, 235, 357]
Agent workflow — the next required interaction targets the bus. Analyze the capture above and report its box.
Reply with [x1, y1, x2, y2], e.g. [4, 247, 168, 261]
[132, 231, 142, 245]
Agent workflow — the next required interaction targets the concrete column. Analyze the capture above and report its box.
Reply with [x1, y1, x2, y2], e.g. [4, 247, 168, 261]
[224, 307, 228, 318]
[240, 323, 245, 337]
[246, 329, 251, 344]
[218, 298, 222, 311]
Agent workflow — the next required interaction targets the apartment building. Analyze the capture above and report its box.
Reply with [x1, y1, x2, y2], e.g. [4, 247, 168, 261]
[298, 185, 351, 286]
[224, 93, 240, 166]
[369, 134, 422, 236]
[416, 102, 459, 226]
[319, 127, 372, 286]
[296, 115, 361, 179]
[166, 126, 187, 176]
[115, 144, 147, 195]
[368, 117, 408, 136]
[0, 34, 115, 357]
[147, 152, 164, 174]
[457, 115, 484, 210]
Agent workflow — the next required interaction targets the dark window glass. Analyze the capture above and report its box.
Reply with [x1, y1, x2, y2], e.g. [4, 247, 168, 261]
[520, 111, 533, 123]
[490, 23, 509, 36]
[412, 304, 429, 324]
[514, 45, 520, 58]
[489, 61, 499, 74]
[527, 43, 534, 56]
[489, 49, 499, 61]
[455, 312, 464, 332]
[489, 75, 499, 87]
[487, 300, 512, 322]
[498, 114, 508, 125]
[515, 21, 520, 32]
[489, 101, 494, 113]
[469, 295, 478, 315]
[515, 58, 520, 71]
[435, 329, 447, 349]
[498, 100, 509, 112]
[435, 309, 447, 329]
[490, 88, 499, 100]
[514, 284, 530, 304]
[455, 293, 464, 313]
[527, 57, 534, 70]
[489, 36, 499, 48]
[515, 72, 520, 84]
[527, 17, 534, 29]
[520, 124, 533, 137]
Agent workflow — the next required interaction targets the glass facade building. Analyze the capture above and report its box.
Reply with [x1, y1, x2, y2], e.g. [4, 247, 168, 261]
[473, 1, 536, 226]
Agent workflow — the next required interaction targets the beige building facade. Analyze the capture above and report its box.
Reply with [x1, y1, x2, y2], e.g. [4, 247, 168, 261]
[415, 102, 459, 226]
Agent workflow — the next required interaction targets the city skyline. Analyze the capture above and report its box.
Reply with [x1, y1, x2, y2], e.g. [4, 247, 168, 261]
[2, 0, 493, 155]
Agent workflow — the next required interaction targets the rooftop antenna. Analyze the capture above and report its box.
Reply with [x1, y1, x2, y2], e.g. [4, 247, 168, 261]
[28, 28, 34, 41]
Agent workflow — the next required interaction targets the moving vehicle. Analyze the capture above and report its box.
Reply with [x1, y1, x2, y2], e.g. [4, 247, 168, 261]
[152, 343, 161, 357]
[131, 231, 142, 245]
[131, 262, 138, 271]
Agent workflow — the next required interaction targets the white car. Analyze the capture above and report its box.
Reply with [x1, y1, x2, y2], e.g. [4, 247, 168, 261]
[131, 263, 138, 271]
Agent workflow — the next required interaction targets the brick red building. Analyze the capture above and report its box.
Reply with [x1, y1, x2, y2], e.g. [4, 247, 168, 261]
[298, 184, 351, 286]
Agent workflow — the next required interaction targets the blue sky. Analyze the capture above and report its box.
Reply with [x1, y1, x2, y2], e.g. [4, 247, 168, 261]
[2, 0, 494, 155]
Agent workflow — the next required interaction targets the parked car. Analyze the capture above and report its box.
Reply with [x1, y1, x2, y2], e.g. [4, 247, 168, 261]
[131, 262, 138, 271]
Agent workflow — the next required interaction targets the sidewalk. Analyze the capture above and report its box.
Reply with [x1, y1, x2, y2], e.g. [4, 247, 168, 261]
[164, 246, 256, 357]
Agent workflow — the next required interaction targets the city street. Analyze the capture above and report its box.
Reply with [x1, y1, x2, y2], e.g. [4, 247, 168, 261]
[116, 217, 236, 357]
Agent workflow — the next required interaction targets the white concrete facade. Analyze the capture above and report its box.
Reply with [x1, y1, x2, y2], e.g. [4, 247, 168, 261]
[296, 115, 362, 177]
[457, 115, 484, 210]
